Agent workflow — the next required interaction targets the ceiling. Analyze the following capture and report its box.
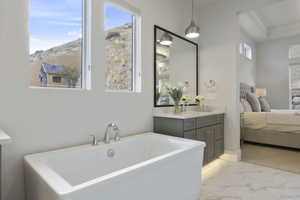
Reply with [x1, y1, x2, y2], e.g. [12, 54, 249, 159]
[239, 0, 300, 42]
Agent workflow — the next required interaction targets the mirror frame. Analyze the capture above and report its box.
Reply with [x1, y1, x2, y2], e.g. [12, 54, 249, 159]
[154, 25, 199, 107]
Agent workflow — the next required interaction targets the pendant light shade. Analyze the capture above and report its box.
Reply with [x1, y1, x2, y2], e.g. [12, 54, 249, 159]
[160, 32, 173, 46]
[185, 0, 200, 39]
[185, 20, 200, 39]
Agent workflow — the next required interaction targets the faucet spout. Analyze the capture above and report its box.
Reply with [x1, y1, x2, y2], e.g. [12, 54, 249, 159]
[104, 123, 120, 144]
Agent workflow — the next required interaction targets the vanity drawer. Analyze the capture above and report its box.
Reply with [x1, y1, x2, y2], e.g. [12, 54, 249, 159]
[197, 116, 218, 128]
[184, 119, 196, 131]
[184, 130, 196, 140]
[197, 115, 224, 128]
[217, 114, 225, 123]
[153, 117, 184, 137]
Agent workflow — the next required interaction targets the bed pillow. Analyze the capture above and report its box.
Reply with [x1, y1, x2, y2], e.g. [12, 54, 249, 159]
[259, 97, 271, 112]
[241, 99, 253, 112]
[246, 92, 261, 112]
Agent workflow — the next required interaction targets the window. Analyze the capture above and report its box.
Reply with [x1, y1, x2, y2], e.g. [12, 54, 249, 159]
[289, 65, 300, 109]
[289, 45, 300, 60]
[289, 45, 300, 109]
[240, 42, 253, 60]
[29, 0, 88, 89]
[52, 76, 62, 83]
[104, 3, 141, 92]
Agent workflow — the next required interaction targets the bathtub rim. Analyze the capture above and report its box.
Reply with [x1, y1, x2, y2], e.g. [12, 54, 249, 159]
[24, 132, 206, 196]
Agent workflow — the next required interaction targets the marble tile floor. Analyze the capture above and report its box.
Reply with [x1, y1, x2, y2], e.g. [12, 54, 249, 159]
[201, 159, 300, 200]
[242, 143, 300, 174]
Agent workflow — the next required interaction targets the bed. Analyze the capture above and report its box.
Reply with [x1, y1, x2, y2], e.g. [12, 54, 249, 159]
[240, 83, 300, 149]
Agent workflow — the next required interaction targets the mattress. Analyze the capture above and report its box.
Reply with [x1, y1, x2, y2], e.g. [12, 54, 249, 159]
[271, 109, 300, 114]
[243, 110, 300, 133]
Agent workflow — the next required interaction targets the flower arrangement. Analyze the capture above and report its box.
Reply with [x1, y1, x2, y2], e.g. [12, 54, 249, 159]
[194, 95, 205, 105]
[181, 96, 191, 104]
[167, 87, 183, 113]
[194, 95, 205, 112]
[167, 87, 183, 106]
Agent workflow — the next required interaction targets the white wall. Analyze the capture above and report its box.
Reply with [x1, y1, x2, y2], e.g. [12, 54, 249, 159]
[198, 0, 241, 160]
[240, 30, 256, 86]
[0, 0, 195, 199]
[256, 35, 300, 109]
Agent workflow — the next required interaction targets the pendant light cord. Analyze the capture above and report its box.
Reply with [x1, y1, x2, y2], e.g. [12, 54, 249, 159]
[192, 0, 194, 21]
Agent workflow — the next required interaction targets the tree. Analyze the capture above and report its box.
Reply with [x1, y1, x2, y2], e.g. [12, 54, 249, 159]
[62, 66, 80, 88]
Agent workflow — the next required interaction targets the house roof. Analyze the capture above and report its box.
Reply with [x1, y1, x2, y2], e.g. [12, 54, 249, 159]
[41, 63, 64, 74]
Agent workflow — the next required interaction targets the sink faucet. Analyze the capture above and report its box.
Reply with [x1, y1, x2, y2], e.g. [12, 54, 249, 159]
[104, 123, 120, 144]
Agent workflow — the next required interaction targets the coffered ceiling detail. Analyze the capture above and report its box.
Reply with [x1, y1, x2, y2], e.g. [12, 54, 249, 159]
[239, 0, 300, 42]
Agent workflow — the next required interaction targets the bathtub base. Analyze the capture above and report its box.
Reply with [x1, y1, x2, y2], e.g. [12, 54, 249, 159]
[68, 149, 203, 200]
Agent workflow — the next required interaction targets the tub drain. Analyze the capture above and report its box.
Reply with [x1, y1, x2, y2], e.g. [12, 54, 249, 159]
[107, 149, 115, 158]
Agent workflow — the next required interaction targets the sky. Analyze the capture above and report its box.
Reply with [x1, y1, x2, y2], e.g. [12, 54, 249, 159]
[30, 0, 132, 54]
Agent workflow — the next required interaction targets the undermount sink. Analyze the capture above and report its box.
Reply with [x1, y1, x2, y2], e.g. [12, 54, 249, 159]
[177, 111, 210, 115]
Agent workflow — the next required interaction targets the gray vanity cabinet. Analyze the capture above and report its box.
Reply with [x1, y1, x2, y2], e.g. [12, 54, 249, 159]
[154, 114, 224, 165]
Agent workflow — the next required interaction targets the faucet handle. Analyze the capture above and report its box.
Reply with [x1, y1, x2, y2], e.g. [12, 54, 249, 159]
[90, 135, 98, 146]
[114, 134, 120, 142]
[113, 126, 120, 142]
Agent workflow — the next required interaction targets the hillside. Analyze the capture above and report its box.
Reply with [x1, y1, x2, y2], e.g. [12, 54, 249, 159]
[30, 23, 132, 89]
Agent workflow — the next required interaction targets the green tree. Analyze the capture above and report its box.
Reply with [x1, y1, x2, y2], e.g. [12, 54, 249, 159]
[62, 66, 80, 88]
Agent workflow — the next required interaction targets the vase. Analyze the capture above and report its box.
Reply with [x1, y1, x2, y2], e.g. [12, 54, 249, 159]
[197, 103, 205, 112]
[173, 103, 181, 114]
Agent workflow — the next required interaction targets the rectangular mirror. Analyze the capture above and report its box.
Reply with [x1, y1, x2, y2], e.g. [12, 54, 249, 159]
[154, 25, 199, 107]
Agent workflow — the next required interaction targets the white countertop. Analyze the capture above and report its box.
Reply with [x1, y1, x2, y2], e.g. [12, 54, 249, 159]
[0, 129, 12, 145]
[153, 110, 225, 119]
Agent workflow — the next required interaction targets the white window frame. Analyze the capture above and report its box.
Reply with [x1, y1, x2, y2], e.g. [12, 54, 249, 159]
[104, 0, 142, 93]
[82, 0, 92, 90]
[29, 0, 91, 90]
[240, 42, 253, 60]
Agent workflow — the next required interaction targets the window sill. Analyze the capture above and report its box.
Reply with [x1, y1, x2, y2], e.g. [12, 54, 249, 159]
[29, 86, 90, 91]
[105, 89, 141, 93]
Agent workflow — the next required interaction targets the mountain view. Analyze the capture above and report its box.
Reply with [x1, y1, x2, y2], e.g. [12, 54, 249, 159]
[30, 23, 133, 89]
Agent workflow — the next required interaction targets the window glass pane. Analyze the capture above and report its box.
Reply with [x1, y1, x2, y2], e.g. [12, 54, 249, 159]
[105, 4, 134, 91]
[290, 65, 300, 89]
[289, 45, 300, 59]
[244, 43, 252, 60]
[239, 43, 244, 56]
[30, 0, 82, 88]
[240, 42, 253, 60]
[290, 65, 300, 109]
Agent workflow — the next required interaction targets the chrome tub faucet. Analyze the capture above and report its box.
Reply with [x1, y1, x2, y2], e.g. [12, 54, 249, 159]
[89, 123, 120, 146]
[104, 123, 120, 144]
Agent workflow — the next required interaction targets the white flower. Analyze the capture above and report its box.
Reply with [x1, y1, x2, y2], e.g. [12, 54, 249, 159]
[181, 96, 191, 103]
[194, 95, 205, 104]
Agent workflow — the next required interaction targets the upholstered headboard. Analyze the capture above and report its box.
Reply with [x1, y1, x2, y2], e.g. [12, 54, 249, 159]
[240, 83, 255, 99]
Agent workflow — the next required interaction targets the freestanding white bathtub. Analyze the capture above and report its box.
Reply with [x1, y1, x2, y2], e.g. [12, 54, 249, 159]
[25, 133, 205, 200]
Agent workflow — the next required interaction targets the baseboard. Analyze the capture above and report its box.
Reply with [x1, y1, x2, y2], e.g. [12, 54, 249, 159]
[220, 149, 241, 162]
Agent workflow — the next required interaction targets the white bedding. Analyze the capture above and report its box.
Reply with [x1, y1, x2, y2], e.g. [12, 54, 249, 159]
[243, 112, 267, 129]
[271, 109, 300, 114]
[243, 110, 300, 130]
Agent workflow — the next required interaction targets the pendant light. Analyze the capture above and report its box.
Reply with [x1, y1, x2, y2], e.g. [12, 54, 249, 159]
[160, 32, 173, 46]
[185, 0, 200, 39]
